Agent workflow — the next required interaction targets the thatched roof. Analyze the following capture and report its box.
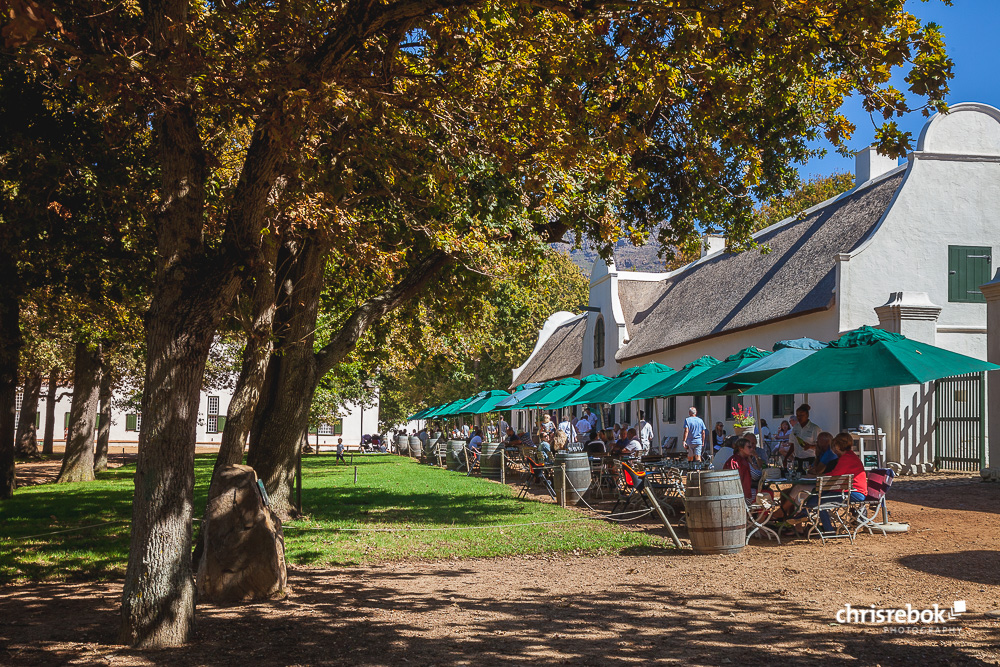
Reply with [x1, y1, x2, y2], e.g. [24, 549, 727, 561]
[510, 315, 586, 389]
[616, 171, 905, 361]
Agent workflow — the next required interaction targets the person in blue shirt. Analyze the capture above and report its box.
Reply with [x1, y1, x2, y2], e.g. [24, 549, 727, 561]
[809, 431, 838, 476]
[682, 407, 707, 462]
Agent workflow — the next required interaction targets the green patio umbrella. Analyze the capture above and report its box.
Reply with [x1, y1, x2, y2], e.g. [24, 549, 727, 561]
[630, 356, 722, 401]
[711, 338, 829, 390]
[743, 326, 1000, 395]
[407, 405, 438, 421]
[511, 377, 582, 409]
[458, 389, 512, 415]
[545, 373, 614, 409]
[668, 347, 771, 397]
[496, 382, 547, 408]
[428, 396, 475, 418]
[571, 362, 676, 406]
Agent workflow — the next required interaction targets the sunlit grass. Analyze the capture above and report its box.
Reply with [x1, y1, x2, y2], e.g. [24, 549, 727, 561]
[0, 454, 662, 584]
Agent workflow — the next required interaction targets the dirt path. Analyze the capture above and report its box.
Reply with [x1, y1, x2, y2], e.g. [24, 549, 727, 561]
[2, 475, 998, 666]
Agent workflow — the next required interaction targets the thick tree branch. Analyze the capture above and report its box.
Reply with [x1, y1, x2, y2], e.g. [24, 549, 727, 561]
[314, 249, 450, 378]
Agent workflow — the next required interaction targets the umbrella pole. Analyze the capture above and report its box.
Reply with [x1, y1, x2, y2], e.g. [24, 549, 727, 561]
[655, 398, 662, 454]
[869, 387, 883, 468]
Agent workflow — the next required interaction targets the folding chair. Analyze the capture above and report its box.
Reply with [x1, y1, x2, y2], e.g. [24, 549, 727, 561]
[803, 474, 855, 544]
[746, 474, 780, 545]
[610, 461, 652, 514]
[853, 468, 895, 538]
[518, 454, 555, 499]
[463, 445, 481, 476]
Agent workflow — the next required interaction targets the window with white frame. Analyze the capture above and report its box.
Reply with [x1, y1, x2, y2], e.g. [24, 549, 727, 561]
[207, 396, 221, 433]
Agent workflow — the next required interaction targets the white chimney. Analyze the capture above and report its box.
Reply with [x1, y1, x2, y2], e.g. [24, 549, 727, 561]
[855, 146, 898, 186]
[701, 234, 726, 258]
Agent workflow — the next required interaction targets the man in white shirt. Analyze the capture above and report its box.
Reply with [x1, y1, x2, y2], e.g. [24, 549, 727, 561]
[637, 410, 654, 454]
[791, 403, 821, 470]
[586, 407, 599, 432]
[558, 414, 575, 443]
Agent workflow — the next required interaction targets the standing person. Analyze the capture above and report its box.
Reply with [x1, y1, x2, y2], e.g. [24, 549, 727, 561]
[540, 414, 556, 437]
[498, 415, 509, 443]
[335, 438, 346, 463]
[682, 407, 707, 462]
[637, 411, 654, 455]
[711, 422, 727, 452]
[461, 422, 470, 440]
[558, 413, 575, 443]
[759, 419, 772, 452]
[576, 412, 593, 444]
[791, 404, 821, 472]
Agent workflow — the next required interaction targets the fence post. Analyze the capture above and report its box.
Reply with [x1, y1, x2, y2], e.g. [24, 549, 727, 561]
[500, 448, 505, 485]
[560, 463, 567, 508]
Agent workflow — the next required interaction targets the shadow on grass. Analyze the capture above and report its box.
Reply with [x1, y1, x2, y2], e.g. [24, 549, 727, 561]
[0, 565, 992, 666]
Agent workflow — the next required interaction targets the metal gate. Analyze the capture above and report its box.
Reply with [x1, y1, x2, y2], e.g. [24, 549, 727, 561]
[934, 373, 986, 471]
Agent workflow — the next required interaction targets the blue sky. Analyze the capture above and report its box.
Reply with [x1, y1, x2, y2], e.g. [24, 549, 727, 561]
[802, 0, 1000, 178]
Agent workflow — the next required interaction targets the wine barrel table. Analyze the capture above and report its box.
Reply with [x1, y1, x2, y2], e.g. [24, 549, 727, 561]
[683, 469, 746, 555]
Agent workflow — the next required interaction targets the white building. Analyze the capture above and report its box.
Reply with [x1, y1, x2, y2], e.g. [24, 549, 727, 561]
[16, 386, 379, 449]
[511, 102, 1000, 471]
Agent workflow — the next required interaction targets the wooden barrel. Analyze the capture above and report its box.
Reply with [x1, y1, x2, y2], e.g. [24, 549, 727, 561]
[480, 442, 505, 481]
[407, 436, 421, 458]
[553, 451, 592, 505]
[395, 435, 409, 456]
[683, 470, 746, 555]
[446, 440, 466, 470]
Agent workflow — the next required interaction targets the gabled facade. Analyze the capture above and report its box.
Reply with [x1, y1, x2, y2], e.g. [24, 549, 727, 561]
[513, 103, 1000, 469]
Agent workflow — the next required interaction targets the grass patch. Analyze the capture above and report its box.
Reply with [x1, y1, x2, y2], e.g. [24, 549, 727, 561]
[0, 454, 662, 584]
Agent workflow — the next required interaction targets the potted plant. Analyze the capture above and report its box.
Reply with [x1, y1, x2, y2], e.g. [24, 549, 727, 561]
[731, 404, 755, 436]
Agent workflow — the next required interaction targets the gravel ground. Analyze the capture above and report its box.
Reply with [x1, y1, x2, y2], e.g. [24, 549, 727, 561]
[2, 471, 998, 666]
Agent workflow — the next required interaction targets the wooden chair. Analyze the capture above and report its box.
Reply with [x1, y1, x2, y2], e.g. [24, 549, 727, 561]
[803, 474, 855, 544]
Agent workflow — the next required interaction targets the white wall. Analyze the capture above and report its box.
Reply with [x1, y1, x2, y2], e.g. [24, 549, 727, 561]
[18, 385, 378, 449]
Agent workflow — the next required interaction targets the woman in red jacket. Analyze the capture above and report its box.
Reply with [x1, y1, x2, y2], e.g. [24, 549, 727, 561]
[804, 432, 867, 533]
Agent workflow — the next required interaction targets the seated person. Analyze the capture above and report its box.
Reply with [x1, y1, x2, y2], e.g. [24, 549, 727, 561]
[711, 435, 741, 470]
[621, 428, 642, 457]
[802, 432, 867, 533]
[586, 431, 607, 454]
[552, 429, 569, 453]
[468, 428, 483, 464]
[723, 437, 756, 503]
[742, 433, 769, 483]
[808, 431, 838, 476]
[536, 431, 554, 464]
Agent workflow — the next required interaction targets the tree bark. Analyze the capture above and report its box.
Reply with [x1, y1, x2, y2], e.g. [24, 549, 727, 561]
[0, 247, 21, 498]
[14, 370, 41, 458]
[246, 233, 326, 518]
[56, 342, 102, 483]
[249, 247, 450, 518]
[41, 367, 58, 456]
[94, 362, 113, 473]
[213, 235, 279, 480]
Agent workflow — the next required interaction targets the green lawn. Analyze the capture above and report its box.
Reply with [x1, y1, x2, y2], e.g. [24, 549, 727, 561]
[0, 454, 662, 584]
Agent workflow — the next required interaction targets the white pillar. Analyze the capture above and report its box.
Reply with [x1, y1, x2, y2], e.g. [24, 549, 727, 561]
[980, 270, 1000, 469]
[874, 292, 942, 467]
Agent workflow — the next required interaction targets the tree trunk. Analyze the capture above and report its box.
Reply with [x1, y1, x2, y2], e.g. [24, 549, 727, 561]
[94, 363, 113, 473]
[0, 248, 21, 498]
[14, 370, 41, 458]
[56, 342, 102, 483]
[42, 367, 59, 456]
[248, 247, 450, 517]
[213, 235, 279, 480]
[246, 233, 325, 518]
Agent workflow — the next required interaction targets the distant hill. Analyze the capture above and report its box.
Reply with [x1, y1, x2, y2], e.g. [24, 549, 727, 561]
[552, 233, 673, 279]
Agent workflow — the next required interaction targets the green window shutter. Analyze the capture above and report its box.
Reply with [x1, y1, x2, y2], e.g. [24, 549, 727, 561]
[96, 414, 101, 428]
[35, 412, 40, 428]
[64, 412, 71, 428]
[949, 245, 992, 303]
[333, 419, 343, 436]
[216, 416, 227, 433]
[126, 413, 137, 431]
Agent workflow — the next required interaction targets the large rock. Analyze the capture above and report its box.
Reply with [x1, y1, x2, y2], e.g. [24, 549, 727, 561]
[196, 464, 288, 603]
[981, 467, 1000, 482]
